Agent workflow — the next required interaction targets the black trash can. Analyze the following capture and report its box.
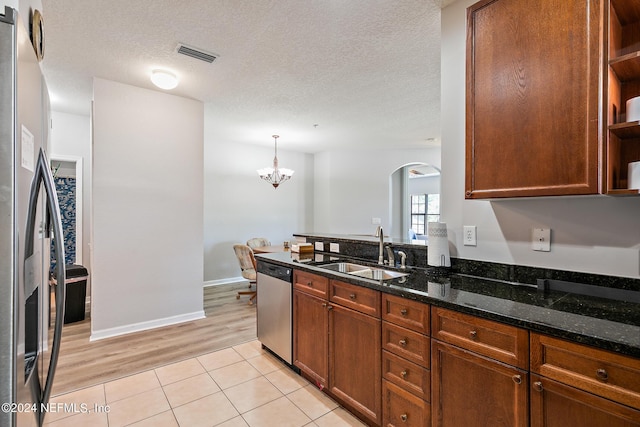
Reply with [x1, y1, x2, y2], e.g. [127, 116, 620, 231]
[58, 264, 89, 324]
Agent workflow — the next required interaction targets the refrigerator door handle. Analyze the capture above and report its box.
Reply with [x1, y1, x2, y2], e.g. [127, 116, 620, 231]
[23, 148, 66, 422]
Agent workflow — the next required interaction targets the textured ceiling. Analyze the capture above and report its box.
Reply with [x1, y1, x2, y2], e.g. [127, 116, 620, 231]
[40, 1, 445, 153]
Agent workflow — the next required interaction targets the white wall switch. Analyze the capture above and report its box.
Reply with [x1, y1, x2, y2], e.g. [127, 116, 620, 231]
[372, 217, 381, 225]
[330, 243, 340, 253]
[463, 225, 477, 246]
[532, 228, 551, 252]
[315, 241, 324, 251]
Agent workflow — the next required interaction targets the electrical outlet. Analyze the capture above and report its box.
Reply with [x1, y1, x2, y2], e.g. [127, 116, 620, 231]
[314, 241, 324, 251]
[463, 225, 477, 246]
[330, 243, 340, 253]
[532, 228, 551, 251]
[372, 217, 381, 225]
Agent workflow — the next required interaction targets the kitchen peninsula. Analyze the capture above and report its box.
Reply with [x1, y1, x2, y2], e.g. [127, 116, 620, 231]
[256, 235, 640, 426]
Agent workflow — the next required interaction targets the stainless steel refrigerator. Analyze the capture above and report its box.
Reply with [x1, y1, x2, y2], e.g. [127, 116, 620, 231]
[0, 7, 66, 427]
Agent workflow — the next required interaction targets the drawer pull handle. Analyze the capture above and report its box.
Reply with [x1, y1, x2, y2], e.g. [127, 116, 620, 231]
[400, 370, 408, 378]
[399, 339, 407, 347]
[512, 375, 522, 385]
[533, 381, 543, 392]
[322, 303, 327, 307]
[400, 414, 408, 422]
[469, 330, 478, 339]
[327, 305, 333, 311]
[400, 308, 408, 316]
[349, 293, 356, 300]
[307, 281, 313, 287]
[596, 368, 608, 381]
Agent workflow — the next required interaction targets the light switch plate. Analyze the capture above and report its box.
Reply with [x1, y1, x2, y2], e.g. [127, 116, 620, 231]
[330, 243, 340, 253]
[532, 228, 551, 252]
[314, 241, 324, 251]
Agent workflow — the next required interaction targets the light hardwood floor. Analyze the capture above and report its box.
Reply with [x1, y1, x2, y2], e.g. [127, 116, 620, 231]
[51, 282, 257, 396]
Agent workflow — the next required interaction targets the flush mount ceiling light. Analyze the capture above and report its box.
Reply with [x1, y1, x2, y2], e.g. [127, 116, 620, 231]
[257, 135, 294, 189]
[150, 69, 178, 90]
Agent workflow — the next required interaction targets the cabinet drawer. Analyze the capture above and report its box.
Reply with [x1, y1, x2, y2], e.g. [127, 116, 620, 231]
[431, 307, 529, 369]
[329, 280, 380, 318]
[293, 270, 328, 299]
[382, 321, 430, 368]
[531, 333, 640, 410]
[383, 380, 430, 427]
[382, 293, 430, 335]
[382, 350, 430, 402]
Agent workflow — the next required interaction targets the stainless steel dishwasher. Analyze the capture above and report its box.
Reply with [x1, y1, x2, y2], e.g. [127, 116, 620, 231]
[256, 261, 293, 364]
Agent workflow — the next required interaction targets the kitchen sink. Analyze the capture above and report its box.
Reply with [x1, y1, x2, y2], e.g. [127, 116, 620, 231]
[349, 269, 408, 280]
[318, 262, 409, 280]
[319, 262, 370, 274]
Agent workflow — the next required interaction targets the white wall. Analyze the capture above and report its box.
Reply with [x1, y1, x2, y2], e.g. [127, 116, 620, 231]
[49, 111, 91, 270]
[409, 175, 440, 196]
[1, 1, 17, 10]
[441, 0, 640, 278]
[313, 147, 441, 235]
[91, 78, 204, 339]
[203, 105, 314, 282]
[1, 0, 41, 26]
[1, 0, 36, 20]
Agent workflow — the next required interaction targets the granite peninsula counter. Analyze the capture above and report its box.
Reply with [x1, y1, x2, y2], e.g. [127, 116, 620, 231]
[256, 251, 640, 358]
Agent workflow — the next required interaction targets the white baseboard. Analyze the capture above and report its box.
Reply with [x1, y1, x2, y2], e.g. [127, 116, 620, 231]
[203, 277, 248, 287]
[89, 310, 205, 342]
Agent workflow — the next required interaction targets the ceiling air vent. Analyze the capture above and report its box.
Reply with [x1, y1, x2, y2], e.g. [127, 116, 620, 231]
[176, 43, 218, 63]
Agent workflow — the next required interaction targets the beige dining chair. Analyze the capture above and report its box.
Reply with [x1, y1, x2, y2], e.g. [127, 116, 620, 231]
[246, 237, 270, 249]
[233, 244, 257, 304]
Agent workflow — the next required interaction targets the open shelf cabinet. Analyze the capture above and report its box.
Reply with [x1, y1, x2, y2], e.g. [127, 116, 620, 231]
[607, 0, 640, 193]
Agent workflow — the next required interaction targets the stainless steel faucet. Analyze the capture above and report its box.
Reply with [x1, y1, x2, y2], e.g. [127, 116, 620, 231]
[375, 225, 384, 265]
[386, 246, 395, 266]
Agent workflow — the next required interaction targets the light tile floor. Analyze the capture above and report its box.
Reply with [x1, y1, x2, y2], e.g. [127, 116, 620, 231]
[43, 340, 366, 427]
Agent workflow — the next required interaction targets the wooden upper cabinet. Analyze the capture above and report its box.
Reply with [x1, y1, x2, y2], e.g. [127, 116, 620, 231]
[465, 0, 603, 198]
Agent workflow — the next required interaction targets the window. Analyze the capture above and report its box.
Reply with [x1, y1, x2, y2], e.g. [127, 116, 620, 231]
[410, 194, 440, 235]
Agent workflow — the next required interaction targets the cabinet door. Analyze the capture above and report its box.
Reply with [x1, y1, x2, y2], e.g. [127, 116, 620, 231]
[432, 340, 528, 427]
[530, 374, 640, 426]
[293, 290, 328, 387]
[466, 0, 602, 198]
[329, 304, 381, 426]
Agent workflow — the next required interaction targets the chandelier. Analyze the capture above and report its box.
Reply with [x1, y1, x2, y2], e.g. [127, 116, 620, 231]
[257, 135, 294, 188]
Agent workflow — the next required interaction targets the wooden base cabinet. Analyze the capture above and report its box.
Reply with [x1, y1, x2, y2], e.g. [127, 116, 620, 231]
[381, 294, 431, 427]
[293, 270, 330, 387]
[431, 308, 529, 427]
[329, 303, 381, 425]
[431, 340, 529, 427]
[531, 333, 640, 425]
[293, 289, 328, 387]
[530, 374, 640, 427]
[293, 272, 382, 426]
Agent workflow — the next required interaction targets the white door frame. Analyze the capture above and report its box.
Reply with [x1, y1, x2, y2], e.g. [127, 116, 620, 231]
[49, 155, 83, 264]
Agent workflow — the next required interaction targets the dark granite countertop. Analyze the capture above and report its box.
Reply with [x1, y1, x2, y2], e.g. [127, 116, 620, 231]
[293, 232, 425, 246]
[256, 251, 640, 359]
